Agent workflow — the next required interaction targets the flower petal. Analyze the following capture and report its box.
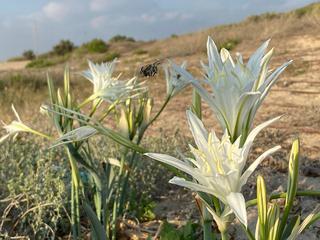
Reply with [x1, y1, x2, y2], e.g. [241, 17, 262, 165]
[247, 39, 270, 78]
[169, 176, 221, 197]
[145, 153, 198, 178]
[207, 36, 223, 72]
[240, 145, 281, 187]
[226, 192, 247, 227]
[186, 110, 209, 151]
[242, 116, 281, 159]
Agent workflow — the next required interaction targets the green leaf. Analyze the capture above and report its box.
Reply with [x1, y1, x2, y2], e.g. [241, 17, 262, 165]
[286, 206, 320, 240]
[267, 203, 280, 240]
[83, 202, 107, 240]
[64, 66, 70, 107]
[47, 74, 57, 104]
[159, 220, 199, 240]
[182, 221, 199, 240]
[283, 216, 300, 240]
[278, 139, 300, 238]
[257, 175, 267, 240]
[48, 104, 147, 153]
[191, 89, 202, 120]
[160, 221, 182, 240]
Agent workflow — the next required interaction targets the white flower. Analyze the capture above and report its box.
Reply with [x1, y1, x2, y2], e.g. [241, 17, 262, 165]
[173, 37, 291, 142]
[0, 105, 38, 143]
[145, 110, 281, 227]
[83, 59, 145, 103]
[164, 60, 191, 97]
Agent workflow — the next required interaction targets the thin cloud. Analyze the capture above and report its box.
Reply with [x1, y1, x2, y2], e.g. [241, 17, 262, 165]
[90, 0, 110, 12]
[42, 1, 69, 21]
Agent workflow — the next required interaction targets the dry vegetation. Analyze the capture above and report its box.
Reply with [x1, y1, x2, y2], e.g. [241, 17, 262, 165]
[0, 2, 320, 239]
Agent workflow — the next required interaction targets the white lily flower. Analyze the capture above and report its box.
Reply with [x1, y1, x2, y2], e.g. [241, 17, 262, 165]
[164, 60, 191, 97]
[145, 110, 281, 227]
[83, 59, 145, 103]
[0, 105, 46, 143]
[174, 37, 291, 142]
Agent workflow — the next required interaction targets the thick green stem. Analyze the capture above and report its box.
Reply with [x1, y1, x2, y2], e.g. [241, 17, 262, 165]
[221, 231, 228, 240]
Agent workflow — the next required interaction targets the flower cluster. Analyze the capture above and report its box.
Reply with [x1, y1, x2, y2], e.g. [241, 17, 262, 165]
[147, 111, 280, 226]
[146, 36, 290, 229]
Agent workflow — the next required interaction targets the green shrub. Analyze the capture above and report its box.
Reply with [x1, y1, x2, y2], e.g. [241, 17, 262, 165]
[82, 38, 108, 53]
[23, 50, 36, 60]
[26, 59, 53, 68]
[109, 34, 135, 43]
[294, 4, 318, 18]
[218, 38, 241, 51]
[159, 221, 200, 240]
[0, 140, 68, 239]
[247, 12, 279, 22]
[98, 52, 120, 62]
[135, 49, 148, 55]
[53, 40, 75, 56]
[37, 52, 54, 59]
[7, 56, 27, 62]
[171, 34, 178, 38]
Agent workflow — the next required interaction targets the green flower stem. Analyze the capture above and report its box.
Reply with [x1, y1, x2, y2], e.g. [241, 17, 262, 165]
[67, 149, 82, 239]
[117, 136, 143, 216]
[144, 94, 172, 130]
[246, 190, 320, 208]
[78, 95, 95, 109]
[221, 231, 228, 240]
[29, 129, 53, 140]
[98, 100, 120, 122]
[89, 99, 103, 118]
[114, 93, 172, 215]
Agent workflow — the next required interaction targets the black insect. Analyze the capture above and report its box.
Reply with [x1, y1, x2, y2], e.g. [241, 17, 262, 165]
[140, 60, 162, 77]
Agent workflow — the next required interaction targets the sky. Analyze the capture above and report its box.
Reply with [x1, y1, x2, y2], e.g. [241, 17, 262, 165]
[0, 0, 316, 60]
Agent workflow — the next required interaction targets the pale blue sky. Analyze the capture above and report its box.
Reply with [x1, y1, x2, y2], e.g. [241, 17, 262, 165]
[0, 0, 316, 60]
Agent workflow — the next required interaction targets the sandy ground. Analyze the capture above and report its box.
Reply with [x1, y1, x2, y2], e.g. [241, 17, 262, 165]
[0, 60, 29, 72]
